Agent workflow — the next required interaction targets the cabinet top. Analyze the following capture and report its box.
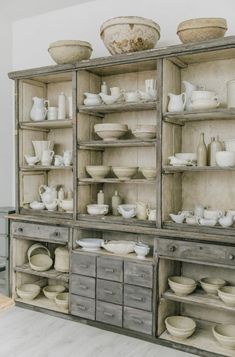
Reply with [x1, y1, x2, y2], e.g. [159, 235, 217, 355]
[8, 36, 235, 80]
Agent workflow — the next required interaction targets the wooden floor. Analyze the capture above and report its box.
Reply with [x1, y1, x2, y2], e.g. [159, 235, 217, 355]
[0, 307, 194, 357]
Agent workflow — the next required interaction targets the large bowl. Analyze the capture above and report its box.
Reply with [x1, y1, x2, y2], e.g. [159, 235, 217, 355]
[87, 204, 109, 216]
[48, 40, 92, 64]
[94, 123, 128, 141]
[112, 166, 138, 180]
[165, 316, 196, 340]
[177, 18, 227, 44]
[100, 16, 160, 55]
[17, 284, 40, 301]
[76, 238, 104, 252]
[29, 254, 53, 272]
[218, 286, 235, 307]
[200, 277, 226, 295]
[43, 285, 66, 300]
[168, 276, 197, 296]
[102, 240, 136, 254]
[213, 324, 235, 349]
[86, 165, 111, 179]
[55, 292, 69, 311]
[140, 167, 156, 180]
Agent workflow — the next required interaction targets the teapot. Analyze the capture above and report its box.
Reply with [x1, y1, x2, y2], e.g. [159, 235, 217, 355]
[168, 93, 186, 112]
[136, 202, 147, 220]
[39, 185, 57, 204]
[30, 97, 49, 121]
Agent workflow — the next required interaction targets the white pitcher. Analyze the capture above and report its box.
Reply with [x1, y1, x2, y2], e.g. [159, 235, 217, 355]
[30, 97, 49, 121]
[168, 93, 186, 112]
[182, 81, 197, 111]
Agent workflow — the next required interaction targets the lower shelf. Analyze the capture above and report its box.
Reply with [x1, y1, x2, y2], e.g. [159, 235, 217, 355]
[78, 214, 156, 228]
[20, 208, 73, 220]
[15, 264, 69, 283]
[163, 221, 235, 237]
[15, 294, 68, 314]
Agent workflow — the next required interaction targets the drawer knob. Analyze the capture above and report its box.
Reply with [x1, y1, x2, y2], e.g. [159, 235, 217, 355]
[103, 311, 114, 317]
[80, 285, 88, 290]
[54, 231, 60, 237]
[104, 290, 114, 295]
[18, 227, 23, 233]
[105, 268, 115, 273]
[77, 305, 87, 311]
[229, 254, 235, 260]
[169, 245, 176, 252]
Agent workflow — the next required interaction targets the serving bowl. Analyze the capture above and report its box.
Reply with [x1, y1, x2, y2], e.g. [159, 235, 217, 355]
[134, 243, 150, 259]
[165, 316, 196, 340]
[30, 254, 53, 272]
[112, 166, 138, 180]
[213, 324, 235, 349]
[55, 292, 69, 311]
[43, 285, 66, 300]
[175, 153, 197, 161]
[102, 240, 136, 254]
[132, 125, 156, 139]
[86, 165, 111, 179]
[76, 238, 104, 252]
[48, 40, 92, 64]
[100, 16, 160, 55]
[200, 277, 226, 295]
[17, 284, 40, 301]
[218, 286, 235, 307]
[117, 204, 137, 218]
[177, 18, 227, 44]
[87, 204, 109, 216]
[94, 123, 128, 141]
[216, 151, 235, 167]
[140, 167, 156, 180]
[60, 199, 73, 213]
[168, 276, 197, 296]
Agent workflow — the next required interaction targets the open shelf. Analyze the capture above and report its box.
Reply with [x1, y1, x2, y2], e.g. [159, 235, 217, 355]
[163, 166, 235, 173]
[78, 178, 156, 185]
[19, 119, 73, 130]
[163, 221, 235, 237]
[15, 294, 68, 314]
[20, 208, 73, 220]
[78, 214, 156, 228]
[78, 101, 156, 116]
[15, 264, 69, 283]
[78, 139, 156, 149]
[20, 166, 73, 172]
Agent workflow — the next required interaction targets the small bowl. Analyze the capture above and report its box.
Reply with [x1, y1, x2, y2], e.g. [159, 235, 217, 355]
[43, 285, 66, 300]
[218, 286, 235, 307]
[102, 240, 136, 254]
[87, 204, 109, 216]
[60, 199, 73, 213]
[17, 284, 40, 301]
[213, 324, 235, 349]
[200, 277, 226, 295]
[132, 125, 156, 140]
[134, 243, 150, 259]
[165, 316, 196, 340]
[48, 40, 92, 64]
[168, 276, 197, 296]
[86, 165, 111, 179]
[55, 292, 69, 311]
[112, 166, 138, 180]
[140, 167, 156, 180]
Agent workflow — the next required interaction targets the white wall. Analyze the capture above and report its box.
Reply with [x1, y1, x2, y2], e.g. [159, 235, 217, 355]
[13, 0, 235, 69]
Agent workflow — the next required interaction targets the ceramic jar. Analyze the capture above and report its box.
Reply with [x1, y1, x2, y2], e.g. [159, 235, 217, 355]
[227, 79, 235, 108]
[54, 246, 69, 273]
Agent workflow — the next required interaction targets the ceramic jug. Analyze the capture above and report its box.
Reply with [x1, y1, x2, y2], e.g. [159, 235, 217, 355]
[167, 93, 186, 112]
[39, 185, 57, 204]
[30, 97, 49, 121]
[136, 202, 147, 220]
[182, 81, 197, 111]
[41, 150, 54, 166]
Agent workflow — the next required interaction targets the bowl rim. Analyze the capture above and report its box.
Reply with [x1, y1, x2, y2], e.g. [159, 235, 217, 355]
[48, 40, 92, 50]
[213, 324, 235, 339]
[43, 285, 66, 293]
[200, 277, 226, 285]
[168, 276, 196, 286]
[165, 316, 196, 330]
[177, 17, 227, 32]
[218, 286, 235, 295]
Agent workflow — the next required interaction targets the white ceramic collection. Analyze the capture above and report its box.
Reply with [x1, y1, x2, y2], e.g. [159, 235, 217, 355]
[30, 186, 73, 213]
[101, 240, 136, 255]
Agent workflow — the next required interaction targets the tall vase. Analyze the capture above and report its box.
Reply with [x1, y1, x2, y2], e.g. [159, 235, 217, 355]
[197, 133, 207, 166]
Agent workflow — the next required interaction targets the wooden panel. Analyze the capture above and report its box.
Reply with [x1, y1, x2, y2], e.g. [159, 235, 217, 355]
[70, 294, 95, 320]
[97, 256, 123, 282]
[96, 300, 122, 327]
[124, 284, 152, 311]
[96, 279, 123, 305]
[70, 274, 95, 299]
[71, 251, 96, 277]
[123, 306, 153, 335]
[124, 261, 153, 288]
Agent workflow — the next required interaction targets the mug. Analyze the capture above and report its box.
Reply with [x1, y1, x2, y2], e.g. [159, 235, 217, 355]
[47, 107, 58, 121]
[41, 150, 54, 166]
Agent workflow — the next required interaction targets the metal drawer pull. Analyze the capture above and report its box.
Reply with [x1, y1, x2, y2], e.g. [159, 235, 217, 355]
[103, 311, 114, 317]
[130, 296, 144, 302]
[53, 231, 60, 237]
[77, 305, 87, 311]
[104, 290, 114, 295]
[80, 284, 88, 290]
[131, 316, 143, 324]
[18, 227, 23, 233]
[79, 264, 89, 269]
[229, 254, 235, 260]
[131, 273, 144, 278]
[169, 245, 176, 252]
[104, 268, 115, 273]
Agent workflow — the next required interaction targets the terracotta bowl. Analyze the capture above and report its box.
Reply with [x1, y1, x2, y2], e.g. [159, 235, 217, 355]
[168, 276, 197, 296]
[200, 277, 226, 295]
[48, 40, 92, 64]
[165, 316, 196, 340]
[213, 324, 235, 349]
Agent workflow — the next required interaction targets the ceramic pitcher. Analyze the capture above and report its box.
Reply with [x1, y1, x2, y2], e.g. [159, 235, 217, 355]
[167, 93, 186, 112]
[30, 97, 49, 121]
[63, 150, 72, 166]
[39, 185, 57, 204]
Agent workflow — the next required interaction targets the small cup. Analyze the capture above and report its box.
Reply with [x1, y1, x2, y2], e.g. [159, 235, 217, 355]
[47, 107, 58, 121]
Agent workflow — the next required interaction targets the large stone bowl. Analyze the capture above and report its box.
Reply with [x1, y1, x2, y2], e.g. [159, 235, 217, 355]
[48, 40, 93, 64]
[100, 16, 160, 55]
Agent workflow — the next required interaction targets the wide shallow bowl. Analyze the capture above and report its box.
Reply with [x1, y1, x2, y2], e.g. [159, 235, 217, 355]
[200, 277, 226, 295]
[86, 165, 111, 179]
[216, 151, 235, 167]
[132, 125, 156, 139]
[17, 284, 40, 301]
[175, 153, 197, 161]
[177, 18, 227, 44]
[48, 40, 92, 64]
[102, 240, 136, 254]
[112, 166, 138, 180]
[43, 285, 66, 300]
[87, 204, 109, 215]
[165, 316, 196, 340]
[55, 292, 69, 311]
[29, 254, 53, 272]
[213, 324, 235, 349]
[140, 167, 156, 180]
[168, 276, 197, 296]
[76, 238, 104, 252]
[100, 16, 160, 55]
[218, 286, 235, 307]
[94, 123, 128, 141]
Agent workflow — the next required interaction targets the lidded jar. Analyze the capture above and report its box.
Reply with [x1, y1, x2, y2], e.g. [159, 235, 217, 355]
[54, 246, 69, 273]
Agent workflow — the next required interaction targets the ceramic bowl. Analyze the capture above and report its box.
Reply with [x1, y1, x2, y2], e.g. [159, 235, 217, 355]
[134, 243, 150, 259]
[132, 125, 156, 139]
[168, 276, 197, 296]
[76, 238, 104, 252]
[112, 167, 138, 180]
[17, 284, 40, 301]
[86, 165, 111, 179]
[94, 123, 128, 141]
[60, 199, 73, 213]
[213, 324, 235, 349]
[102, 240, 136, 254]
[225, 140, 235, 152]
[55, 292, 69, 311]
[191, 98, 219, 110]
[177, 18, 227, 44]
[200, 277, 226, 295]
[84, 98, 102, 106]
[165, 316, 196, 340]
[48, 40, 92, 64]
[87, 204, 109, 216]
[30, 201, 45, 210]
[175, 153, 197, 161]
[29, 254, 53, 272]
[197, 218, 217, 226]
[100, 16, 160, 55]
[140, 167, 156, 180]
[117, 204, 137, 219]
[216, 151, 235, 167]
[43, 285, 66, 300]
[169, 213, 185, 224]
[218, 286, 235, 307]
[24, 155, 39, 166]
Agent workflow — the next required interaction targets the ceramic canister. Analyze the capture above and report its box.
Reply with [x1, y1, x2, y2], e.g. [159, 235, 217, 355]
[54, 246, 69, 273]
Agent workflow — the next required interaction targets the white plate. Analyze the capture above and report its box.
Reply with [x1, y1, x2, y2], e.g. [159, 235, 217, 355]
[76, 238, 104, 251]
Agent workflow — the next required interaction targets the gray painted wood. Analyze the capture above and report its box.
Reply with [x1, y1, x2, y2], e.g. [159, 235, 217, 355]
[70, 274, 95, 298]
[124, 284, 152, 312]
[124, 261, 153, 288]
[97, 279, 123, 305]
[123, 306, 153, 335]
[96, 300, 122, 327]
[97, 256, 123, 282]
[70, 294, 95, 320]
[71, 251, 96, 277]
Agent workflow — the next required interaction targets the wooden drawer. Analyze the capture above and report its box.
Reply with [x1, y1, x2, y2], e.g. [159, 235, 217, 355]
[11, 222, 69, 243]
[70, 294, 95, 320]
[97, 279, 122, 305]
[124, 284, 152, 311]
[156, 239, 235, 266]
[70, 274, 95, 299]
[123, 307, 153, 335]
[97, 256, 123, 282]
[124, 261, 153, 288]
[71, 252, 96, 277]
[96, 300, 122, 327]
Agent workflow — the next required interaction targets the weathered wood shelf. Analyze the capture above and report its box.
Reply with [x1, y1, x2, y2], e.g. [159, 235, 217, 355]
[20, 166, 73, 172]
[78, 139, 156, 149]
[15, 294, 68, 314]
[15, 264, 69, 282]
[78, 214, 156, 228]
[19, 119, 73, 130]
[163, 221, 235, 237]
[20, 208, 73, 220]
[163, 165, 235, 173]
[78, 178, 156, 185]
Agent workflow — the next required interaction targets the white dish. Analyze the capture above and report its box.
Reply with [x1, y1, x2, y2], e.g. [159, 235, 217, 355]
[175, 153, 197, 161]
[102, 240, 136, 255]
[112, 167, 138, 180]
[76, 238, 104, 251]
[218, 286, 235, 307]
[17, 284, 40, 301]
[94, 123, 128, 141]
[200, 277, 226, 295]
[86, 165, 111, 179]
[87, 204, 109, 216]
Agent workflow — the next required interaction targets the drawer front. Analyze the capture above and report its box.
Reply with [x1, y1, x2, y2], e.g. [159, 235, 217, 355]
[97, 256, 123, 282]
[97, 279, 122, 305]
[156, 239, 235, 266]
[124, 284, 152, 311]
[71, 252, 96, 277]
[124, 262, 153, 288]
[70, 294, 95, 320]
[123, 307, 152, 335]
[11, 222, 69, 243]
[96, 300, 122, 327]
[70, 275, 95, 299]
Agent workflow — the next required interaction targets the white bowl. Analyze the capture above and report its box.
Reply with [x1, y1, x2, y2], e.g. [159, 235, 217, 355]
[175, 153, 197, 161]
[48, 40, 92, 64]
[76, 238, 104, 251]
[134, 243, 150, 259]
[30, 201, 45, 210]
[17, 284, 40, 301]
[200, 277, 226, 295]
[55, 292, 69, 311]
[165, 316, 196, 340]
[132, 125, 156, 140]
[218, 286, 235, 307]
[213, 324, 235, 349]
[140, 167, 156, 180]
[60, 199, 73, 213]
[216, 151, 235, 167]
[94, 123, 128, 141]
[29, 254, 53, 272]
[117, 204, 137, 218]
[168, 276, 197, 296]
[102, 240, 136, 254]
[112, 166, 138, 180]
[87, 204, 109, 215]
[86, 165, 111, 179]
[204, 209, 223, 220]
[43, 285, 66, 300]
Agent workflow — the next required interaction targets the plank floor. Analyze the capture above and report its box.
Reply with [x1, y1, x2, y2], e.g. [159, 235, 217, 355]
[0, 307, 194, 357]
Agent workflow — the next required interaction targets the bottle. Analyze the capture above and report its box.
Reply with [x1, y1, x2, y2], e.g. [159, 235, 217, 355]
[112, 191, 121, 216]
[210, 136, 223, 166]
[197, 133, 207, 166]
[207, 137, 215, 166]
[97, 190, 104, 205]
[58, 92, 66, 120]
[101, 82, 109, 95]
[67, 189, 73, 200]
